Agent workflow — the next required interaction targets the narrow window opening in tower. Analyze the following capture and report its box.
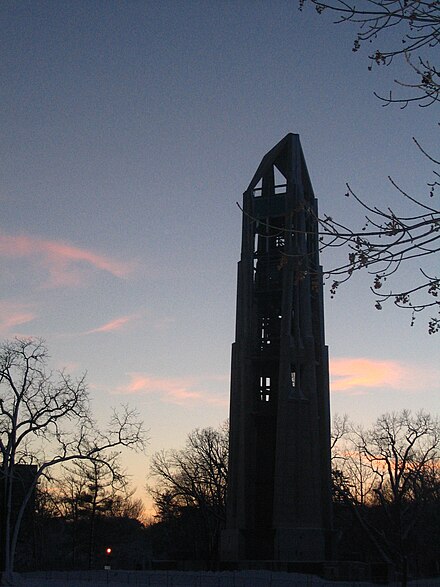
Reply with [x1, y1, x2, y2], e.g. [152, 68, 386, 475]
[259, 375, 271, 402]
[255, 221, 270, 256]
[253, 178, 263, 198]
[260, 317, 272, 349]
[291, 364, 301, 388]
[275, 235, 285, 248]
[289, 365, 303, 399]
[291, 370, 296, 388]
[274, 166, 287, 195]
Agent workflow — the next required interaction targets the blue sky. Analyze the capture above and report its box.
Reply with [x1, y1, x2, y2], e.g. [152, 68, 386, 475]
[1, 1, 438, 509]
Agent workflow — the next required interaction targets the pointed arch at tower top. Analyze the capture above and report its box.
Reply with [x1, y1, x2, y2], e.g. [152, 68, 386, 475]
[246, 133, 314, 197]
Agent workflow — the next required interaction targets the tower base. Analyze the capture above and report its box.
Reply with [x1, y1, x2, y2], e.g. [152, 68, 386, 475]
[220, 529, 245, 562]
[221, 526, 327, 562]
[274, 527, 326, 561]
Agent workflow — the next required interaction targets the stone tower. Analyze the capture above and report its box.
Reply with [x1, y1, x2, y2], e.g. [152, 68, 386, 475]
[221, 133, 332, 562]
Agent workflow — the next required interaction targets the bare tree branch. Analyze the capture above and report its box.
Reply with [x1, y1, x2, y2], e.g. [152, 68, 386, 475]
[0, 337, 147, 583]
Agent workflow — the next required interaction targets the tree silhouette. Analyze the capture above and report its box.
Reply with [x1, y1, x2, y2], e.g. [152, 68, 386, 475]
[0, 337, 146, 584]
[294, 0, 440, 332]
[301, 0, 439, 106]
[149, 423, 228, 563]
[331, 410, 440, 581]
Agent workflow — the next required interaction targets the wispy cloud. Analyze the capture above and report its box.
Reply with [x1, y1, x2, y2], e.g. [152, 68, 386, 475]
[84, 315, 137, 335]
[151, 316, 175, 331]
[0, 300, 36, 334]
[330, 357, 439, 395]
[117, 359, 439, 404]
[116, 373, 227, 406]
[0, 232, 135, 287]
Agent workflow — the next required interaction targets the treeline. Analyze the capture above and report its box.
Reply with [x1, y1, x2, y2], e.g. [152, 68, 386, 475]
[10, 411, 440, 579]
[18, 458, 147, 571]
[13, 425, 229, 573]
[2, 339, 438, 580]
[331, 411, 440, 579]
[147, 412, 440, 579]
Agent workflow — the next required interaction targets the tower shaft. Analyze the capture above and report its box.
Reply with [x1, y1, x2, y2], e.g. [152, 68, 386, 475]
[222, 134, 332, 562]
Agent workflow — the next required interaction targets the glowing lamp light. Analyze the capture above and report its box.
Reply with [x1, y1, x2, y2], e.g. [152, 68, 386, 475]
[105, 547, 112, 555]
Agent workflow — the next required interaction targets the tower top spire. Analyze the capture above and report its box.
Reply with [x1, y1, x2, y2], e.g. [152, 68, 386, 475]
[246, 133, 310, 193]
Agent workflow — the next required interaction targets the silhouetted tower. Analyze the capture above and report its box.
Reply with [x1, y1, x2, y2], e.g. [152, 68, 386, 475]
[222, 134, 332, 562]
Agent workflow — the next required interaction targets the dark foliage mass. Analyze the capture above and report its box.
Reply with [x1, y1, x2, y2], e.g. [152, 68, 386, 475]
[147, 414, 439, 581]
[15, 459, 147, 572]
[148, 423, 228, 566]
[7, 413, 440, 581]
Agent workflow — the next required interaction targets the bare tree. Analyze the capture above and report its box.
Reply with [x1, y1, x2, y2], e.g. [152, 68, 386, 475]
[295, 0, 440, 332]
[331, 413, 350, 456]
[150, 424, 228, 520]
[300, 0, 439, 107]
[38, 456, 145, 569]
[149, 423, 228, 562]
[360, 411, 439, 546]
[61, 456, 127, 570]
[0, 337, 146, 585]
[317, 182, 440, 333]
[241, 182, 439, 332]
[332, 414, 378, 507]
[330, 414, 392, 566]
[331, 410, 440, 582]
[107, 491, 145, 521]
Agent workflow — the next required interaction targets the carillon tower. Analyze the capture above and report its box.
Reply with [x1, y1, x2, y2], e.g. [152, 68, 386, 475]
[222, 134, 332, 562]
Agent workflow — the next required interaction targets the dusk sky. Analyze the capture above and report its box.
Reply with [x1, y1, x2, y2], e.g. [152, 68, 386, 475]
[2, 1, 438, 510]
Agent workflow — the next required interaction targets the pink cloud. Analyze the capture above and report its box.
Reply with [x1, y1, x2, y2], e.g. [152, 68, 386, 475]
[0, 301, 36, 334]
[84, 315, 137, 334]
[116, 373, 227, 406]
[0, 232, 135, 287]
[330, 357, 439, 395]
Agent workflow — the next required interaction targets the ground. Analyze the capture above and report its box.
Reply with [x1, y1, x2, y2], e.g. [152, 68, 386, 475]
[15, 570, 440, 587]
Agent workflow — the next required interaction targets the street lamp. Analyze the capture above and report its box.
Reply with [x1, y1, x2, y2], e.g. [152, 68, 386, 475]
[104, 547, 112, 571]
